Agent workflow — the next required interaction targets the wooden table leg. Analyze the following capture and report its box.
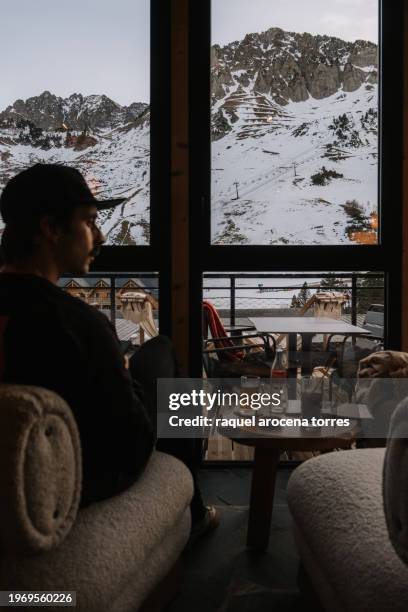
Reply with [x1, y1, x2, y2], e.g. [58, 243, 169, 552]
[288, 332, 298, 380]
[301, 333, 313, 376]
[287, 332, 298, 399]
[246, 446, 280, 552]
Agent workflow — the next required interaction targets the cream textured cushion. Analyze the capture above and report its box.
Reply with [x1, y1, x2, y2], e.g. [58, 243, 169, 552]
[0, 385, 81, 553]
[288, 449, 408, 612]
[0, 385, 193, 611]
[1, 451, 193, 612]
[383, 397, 408, 565]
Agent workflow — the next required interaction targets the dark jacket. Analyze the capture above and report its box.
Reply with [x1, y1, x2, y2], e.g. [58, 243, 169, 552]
[0, 273, 154, 506]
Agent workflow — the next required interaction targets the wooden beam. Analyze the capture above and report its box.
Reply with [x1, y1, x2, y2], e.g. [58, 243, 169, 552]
[171, 0, 189, 373]
[403, 2, 408, 350]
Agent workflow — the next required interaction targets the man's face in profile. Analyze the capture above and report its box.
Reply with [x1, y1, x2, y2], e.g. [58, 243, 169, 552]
[55, 205, 105, 274]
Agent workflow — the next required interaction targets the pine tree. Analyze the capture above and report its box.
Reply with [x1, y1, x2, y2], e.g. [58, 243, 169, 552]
[357, 275, 384, 313]
[290, 294, 300, 309]
[298, 282, 311, 306]
[320, 274, 346, 290]
[291, 283, 311, 308]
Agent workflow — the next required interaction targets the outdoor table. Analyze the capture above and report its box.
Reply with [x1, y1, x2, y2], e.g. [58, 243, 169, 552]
[249, 316, 370, 377]
[234, 418, 359, 552]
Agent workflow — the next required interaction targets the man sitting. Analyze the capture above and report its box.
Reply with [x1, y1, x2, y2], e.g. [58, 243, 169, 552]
[0, 164, 218, 536]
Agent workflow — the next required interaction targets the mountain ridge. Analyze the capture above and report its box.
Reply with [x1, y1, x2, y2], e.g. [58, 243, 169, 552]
[0, 91, 148, 133]
[212, 27, 377, 109]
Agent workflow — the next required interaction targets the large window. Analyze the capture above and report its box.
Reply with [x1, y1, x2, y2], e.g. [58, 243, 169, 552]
[189, 0, 402, 376]
[211, 0, 379, 245]
[0, 0, 150, 245]
[0, 0, 171, 335]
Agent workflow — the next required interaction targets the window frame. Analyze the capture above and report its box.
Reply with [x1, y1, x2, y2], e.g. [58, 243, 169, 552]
[92, 0, 172, 334]
[189, 0, 404, 374]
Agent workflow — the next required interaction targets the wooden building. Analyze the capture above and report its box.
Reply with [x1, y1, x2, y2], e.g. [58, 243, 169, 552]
[59, 278, 159, 312]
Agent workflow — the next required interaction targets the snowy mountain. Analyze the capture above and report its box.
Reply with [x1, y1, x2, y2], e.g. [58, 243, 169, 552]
[0, 92, 150, 245]
[211, 27, 378, 245]
[0, 26, 378, 247]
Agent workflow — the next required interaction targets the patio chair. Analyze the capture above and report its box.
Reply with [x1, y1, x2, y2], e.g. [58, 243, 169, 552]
[202, 301, 276, 377]
[202, 300, 256, 340]
[332, 333, 384, 378]
[327, 333, 384, 395]
[309, 333, 384, 412]
[203, 335, 276, 378]
[311, 333, 383, 376]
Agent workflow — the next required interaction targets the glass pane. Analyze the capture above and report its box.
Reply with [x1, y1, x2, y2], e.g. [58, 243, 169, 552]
[202, 270, 384, 461]
[0, 1, 150, 245]
[211, 1, 379, 245]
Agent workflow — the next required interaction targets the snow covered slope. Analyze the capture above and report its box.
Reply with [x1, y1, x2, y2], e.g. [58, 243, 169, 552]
[0, 27, 378, 247]
[0, 93, 150, 245]
[211, 27, 378, 245]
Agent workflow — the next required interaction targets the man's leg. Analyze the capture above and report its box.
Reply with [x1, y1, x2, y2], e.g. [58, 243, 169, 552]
[129, 335, 178, 406]
[129, 335, 206, 523]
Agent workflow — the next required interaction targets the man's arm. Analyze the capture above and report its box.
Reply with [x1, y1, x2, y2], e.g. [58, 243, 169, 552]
[4, 307, 155, 497]
[85, 310, 155, 481]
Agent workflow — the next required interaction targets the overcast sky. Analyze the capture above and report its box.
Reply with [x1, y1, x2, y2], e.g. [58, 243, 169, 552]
[212, 0, 378, 46]
[0, 0, 378, 111]
[0, 0, 150, 110]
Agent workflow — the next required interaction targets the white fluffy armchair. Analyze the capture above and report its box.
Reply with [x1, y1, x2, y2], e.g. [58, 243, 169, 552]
[0, 385, 193, 611]
[287, 397, 408, 612]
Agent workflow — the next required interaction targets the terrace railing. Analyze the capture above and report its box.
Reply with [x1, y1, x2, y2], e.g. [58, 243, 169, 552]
[61, 271, 383, 332]
[203, 272, 384, 328]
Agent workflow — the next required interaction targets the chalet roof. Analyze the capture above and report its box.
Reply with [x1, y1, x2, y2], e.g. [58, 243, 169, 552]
[58, 278, 93, 288]
[116, 278, 158, 291]
[59, 277, 158, 291]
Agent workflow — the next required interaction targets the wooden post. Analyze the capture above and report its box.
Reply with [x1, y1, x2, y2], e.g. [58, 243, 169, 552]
[171, 0, 189, 374]
[402, 1, 408, 350]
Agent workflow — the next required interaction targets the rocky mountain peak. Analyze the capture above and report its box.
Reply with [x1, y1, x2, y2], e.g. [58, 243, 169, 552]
[212, 27, 378, 106]
[0, 91, 150, 152]
[0, 92, 149, 134]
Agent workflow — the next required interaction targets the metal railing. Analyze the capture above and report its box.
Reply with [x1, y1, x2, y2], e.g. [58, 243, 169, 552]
[203, 272, 384, 327]
[60, 271, 383, 330]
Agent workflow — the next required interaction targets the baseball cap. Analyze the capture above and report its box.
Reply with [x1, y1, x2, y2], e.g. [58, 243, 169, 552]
[0, 164, 126, 225]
